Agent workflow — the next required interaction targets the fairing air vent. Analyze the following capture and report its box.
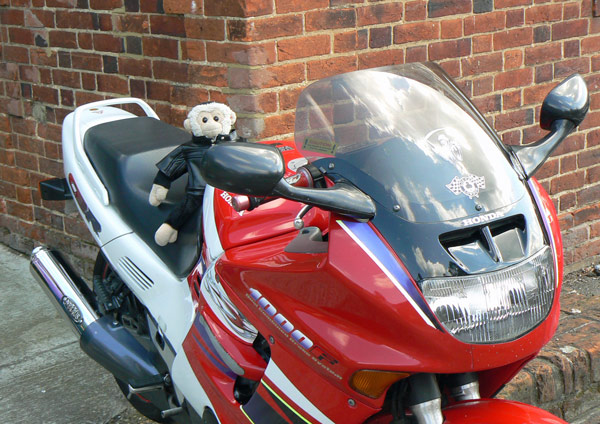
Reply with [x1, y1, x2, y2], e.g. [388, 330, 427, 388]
[118, 257, 154, 291]
[440, 215, 527, 274]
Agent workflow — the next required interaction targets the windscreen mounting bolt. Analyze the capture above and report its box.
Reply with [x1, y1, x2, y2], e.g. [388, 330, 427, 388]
[328, 163, 335, 169]
[393, 205, 401, 212]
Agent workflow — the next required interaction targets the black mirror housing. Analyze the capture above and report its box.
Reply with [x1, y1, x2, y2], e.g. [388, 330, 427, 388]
[540, 74, 589, 131]
[201, 142, 285, 196]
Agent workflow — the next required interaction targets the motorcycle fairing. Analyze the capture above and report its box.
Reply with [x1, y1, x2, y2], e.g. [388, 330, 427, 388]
[294, 63, 550, 281]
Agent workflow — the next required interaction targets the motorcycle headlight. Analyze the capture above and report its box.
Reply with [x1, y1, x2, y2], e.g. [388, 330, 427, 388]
[201, 260, 258, 343]
[421, 246, 555, 344]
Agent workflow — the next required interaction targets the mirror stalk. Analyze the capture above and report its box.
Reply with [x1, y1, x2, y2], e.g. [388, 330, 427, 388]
[273, 179, 376, 220]
[511, 119, 576, 179]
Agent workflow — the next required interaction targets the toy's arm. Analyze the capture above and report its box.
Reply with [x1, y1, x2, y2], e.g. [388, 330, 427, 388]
[149, 146, 187, 206]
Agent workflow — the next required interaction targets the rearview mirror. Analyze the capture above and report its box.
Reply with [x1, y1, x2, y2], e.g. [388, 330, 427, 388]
[200, 142, 285, 196]
[540, 74, 589, 130]
[512, 74, 589, 179]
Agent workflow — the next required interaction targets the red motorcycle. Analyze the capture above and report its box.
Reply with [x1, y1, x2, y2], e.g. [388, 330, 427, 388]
[31, 63, 588, 423]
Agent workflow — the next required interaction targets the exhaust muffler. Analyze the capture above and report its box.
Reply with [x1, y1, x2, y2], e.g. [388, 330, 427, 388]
[30, 246, 163, 387]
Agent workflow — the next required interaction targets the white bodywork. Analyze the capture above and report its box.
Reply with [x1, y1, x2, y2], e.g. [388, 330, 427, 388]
[62, 98, 217, 419]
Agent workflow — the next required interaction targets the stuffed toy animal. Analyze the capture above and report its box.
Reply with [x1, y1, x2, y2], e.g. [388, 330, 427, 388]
[149, 102, 238, 246]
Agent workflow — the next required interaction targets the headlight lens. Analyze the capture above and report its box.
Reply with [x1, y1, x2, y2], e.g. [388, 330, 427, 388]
[201, 260, 258, 343]
[421, 246, 555, 344]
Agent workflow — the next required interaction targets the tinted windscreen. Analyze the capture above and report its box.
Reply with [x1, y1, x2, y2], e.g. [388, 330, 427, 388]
[295, 64, 525, 223]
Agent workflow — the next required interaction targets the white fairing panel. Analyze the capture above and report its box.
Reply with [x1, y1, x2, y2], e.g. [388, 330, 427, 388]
[202, 186, 224, 265]
[101, 232, 195, 351]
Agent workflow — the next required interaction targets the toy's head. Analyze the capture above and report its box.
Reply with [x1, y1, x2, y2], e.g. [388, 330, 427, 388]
[184, 102, 237, 139]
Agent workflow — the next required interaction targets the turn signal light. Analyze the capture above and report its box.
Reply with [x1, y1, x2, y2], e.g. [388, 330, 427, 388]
[350, 370, 410, 399]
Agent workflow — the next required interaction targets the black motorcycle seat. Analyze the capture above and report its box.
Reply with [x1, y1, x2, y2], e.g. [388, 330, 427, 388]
[83, 116, 201, 278]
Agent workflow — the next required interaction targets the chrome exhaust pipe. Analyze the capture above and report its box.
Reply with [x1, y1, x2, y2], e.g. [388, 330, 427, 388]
[30, 246, 98, 336]
[30, 246, 163, 387]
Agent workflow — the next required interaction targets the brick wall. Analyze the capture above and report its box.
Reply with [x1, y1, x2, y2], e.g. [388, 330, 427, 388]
[0, 0, 599, 273]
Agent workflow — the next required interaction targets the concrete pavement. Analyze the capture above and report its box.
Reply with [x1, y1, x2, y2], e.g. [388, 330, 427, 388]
[0, 243, 134, 424]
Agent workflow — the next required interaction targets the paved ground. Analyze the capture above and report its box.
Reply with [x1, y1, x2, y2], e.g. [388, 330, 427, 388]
[2, 241, 600, 423]
[0, 243, 142, 424]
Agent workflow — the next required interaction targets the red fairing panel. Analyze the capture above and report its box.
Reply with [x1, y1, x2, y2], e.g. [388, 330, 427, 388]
[443, 399, 567, 423]
[213, 139, 328, 251]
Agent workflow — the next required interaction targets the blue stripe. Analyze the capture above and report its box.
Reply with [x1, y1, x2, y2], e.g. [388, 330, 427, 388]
[192, 315, 237, 379]
[342, 220, 441, 330]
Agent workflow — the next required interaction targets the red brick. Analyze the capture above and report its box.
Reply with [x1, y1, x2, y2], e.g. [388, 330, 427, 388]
[461, 53, 503, 76]
[227, 92, 278, 114]
[0, 63, 18, 80]
[52, 69, 81, 88]
[9, 27, 35, 45]
[181, 40, 206, 61]
[506, 9, 524, 27]
[278, 35, 330, 62]
[555, 57, 590, 79]
[93, 33, 123, 53]
[369, 27, 392, 49]
[524, 43, 562, 66]
[406, 45, 427, 63]
[563, 2, 580, 20]
[495, 0, 532, 8]
[502, 90, 521, 110]
[25, 10, 54, 28]
[552, 20, 588, 41]
[525, 4, 562, 24]
[474, 94, 501, 114]
[146, 81, 171, 102]
[307, 56, 357, 81]
[428, 38, 471, 61]
[441, 19, 462, 39]
[357, 3, 403, 26]
[143, 37, 179, 59]
[227, 63, 305, 89]
[473, 76, 493, 96]
[78, 33, 92, 50]
[358, 49, 404, 70]
[113, 15, 149, 33]
[260, 112, 295, 138]
[582, 36, 600, 55]
[49, 30, 77, 49]
[493, 28, 533, 50]
[1, 9, 24, 26]
[334, 30, 368, 53]
[279, 86, 304, 110]
[164, 0, 202, 14]
[523, 82, 555, 105]
[71, 52, 102, 71]
[405, 1, 426, 21]
[464, 12, 505, 36]
[394, 21, 439, 44]
[33, 86, 59, 105]
[207, 41, 276, 65]
[427, 0, 470, 18]
[15, 151, 38, 171]
[205, 0, 273, 18]
[496, 108, 534, 131]
[188, 64, 228, 87]
[118, 57, 152, 77]
[505, 49, 523, 69]
[275, 0, 328, 13]
[186, 18, 224, 41]
[153, 60, 189, 83]
[4, 46, 30, 64]
[6, 200, 33, 222]
[306, 9, 356, 31]
[97, 74, 128, 95]
[30, 49, 57, 67]
[55, 10, 94, 29]
[229, 16, 302, 42]
[551, 171, 585, 193]
[149, 15, 185, 37]
[89, 0, 120, 8]
[2, 166, 29, 185]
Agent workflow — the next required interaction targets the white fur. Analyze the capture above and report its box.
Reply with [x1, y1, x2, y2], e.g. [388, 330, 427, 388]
[183, 103, 236, 138]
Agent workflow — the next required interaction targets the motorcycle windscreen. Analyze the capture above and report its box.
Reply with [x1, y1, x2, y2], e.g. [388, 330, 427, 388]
[295, 64, 526, 223]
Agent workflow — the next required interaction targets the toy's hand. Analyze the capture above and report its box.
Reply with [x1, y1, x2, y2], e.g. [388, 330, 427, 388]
[155, 223, 178, 246]
[149, 184, 169, 206]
